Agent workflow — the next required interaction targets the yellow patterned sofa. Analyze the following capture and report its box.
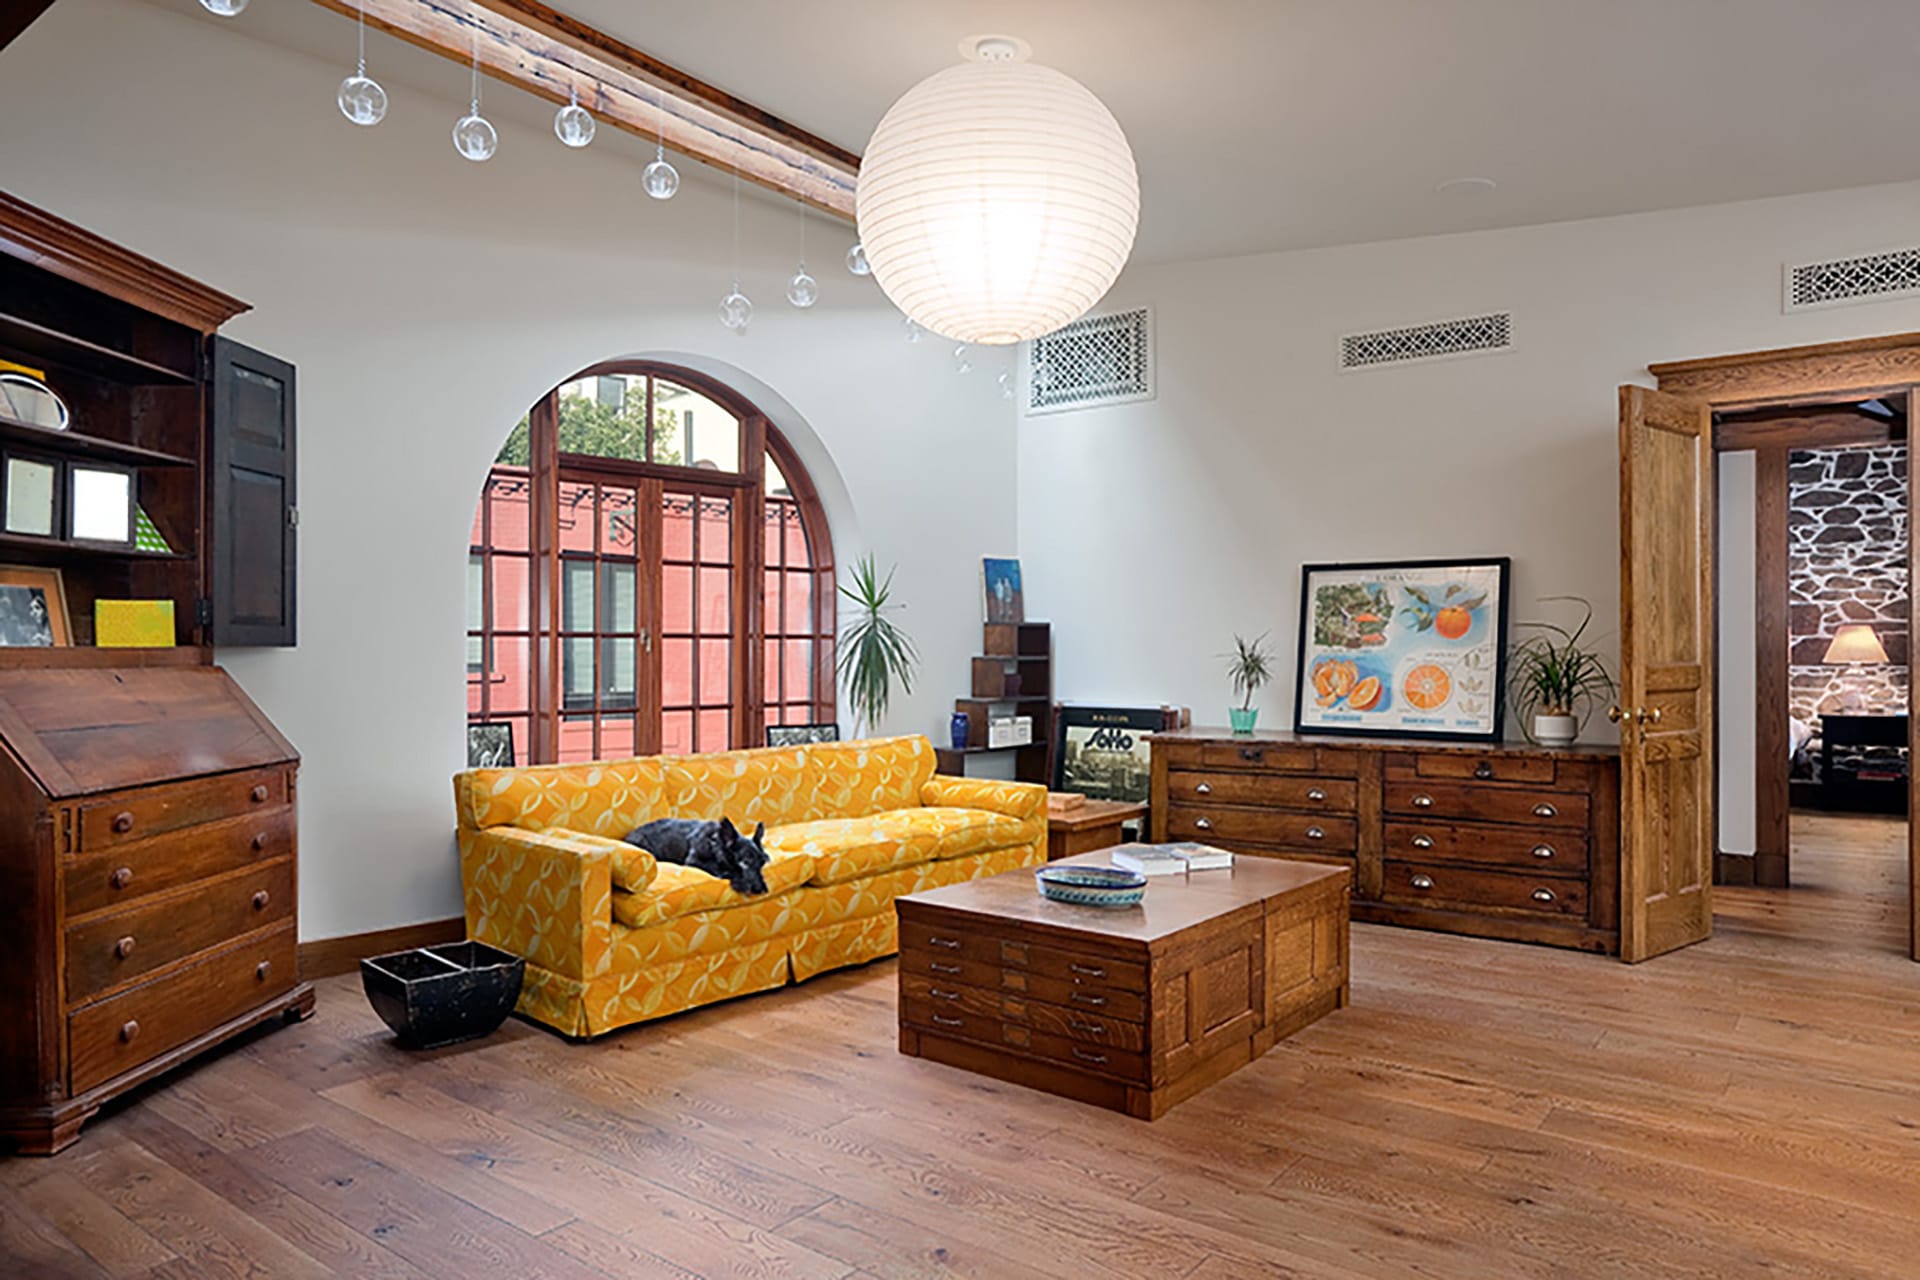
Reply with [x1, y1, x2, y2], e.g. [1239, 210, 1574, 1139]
[454, 735, 1047, 1037]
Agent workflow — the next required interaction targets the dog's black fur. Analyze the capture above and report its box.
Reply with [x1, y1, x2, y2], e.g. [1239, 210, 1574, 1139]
[622, 817, 770, 895]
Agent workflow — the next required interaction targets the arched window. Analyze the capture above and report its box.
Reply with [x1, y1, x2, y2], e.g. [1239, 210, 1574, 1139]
[468, 363, 835, 764]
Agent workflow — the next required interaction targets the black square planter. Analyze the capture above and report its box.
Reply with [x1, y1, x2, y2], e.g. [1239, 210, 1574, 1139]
[359, 940, 525, 1050]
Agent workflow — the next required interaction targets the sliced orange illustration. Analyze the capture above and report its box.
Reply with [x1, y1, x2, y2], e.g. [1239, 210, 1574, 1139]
[1347, 676, 1383, 711]
[1403, 663, 1452, 711]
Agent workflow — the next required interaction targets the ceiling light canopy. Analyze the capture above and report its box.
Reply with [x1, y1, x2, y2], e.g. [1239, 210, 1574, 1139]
[856, 35, 1139, 346]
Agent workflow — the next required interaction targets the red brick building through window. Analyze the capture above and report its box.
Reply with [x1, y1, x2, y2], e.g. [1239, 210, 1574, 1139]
[468, 363, 835, 765]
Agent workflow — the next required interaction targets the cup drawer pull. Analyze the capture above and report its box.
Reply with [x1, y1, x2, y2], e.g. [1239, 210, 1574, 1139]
[1068, 962, 1107, 979]
[1533, 802, 1558, 818]
[1194, 782, 1212, 795]
[1238, 748, 1264, 762]
[1306, 787, 1327, 802]
[928, 935, 960, 950]
[1410, 874, 1435, 891]
[1411, 794, 1434, 808]
[931, 1013, 964, 1028]
[1305, 826, 1325, 841]
[1474, 761, 1494, 780]
[1531, 888, 1557, 904]
[929, 961, 961, 975]
[1532, 844, 1556, 860]
[1071, 1047, 1108, 1065]
[1411, 834, 1434, 850]
[1194, 817, 1213, 830]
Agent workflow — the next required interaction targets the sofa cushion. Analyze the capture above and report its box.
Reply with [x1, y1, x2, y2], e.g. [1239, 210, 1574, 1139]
[658, 745, 811, 828]
[766, 806, 1032, 886]
[610, 851, 815, 929]
[785, 736, 937, 824]
[455, 757, 667, 837]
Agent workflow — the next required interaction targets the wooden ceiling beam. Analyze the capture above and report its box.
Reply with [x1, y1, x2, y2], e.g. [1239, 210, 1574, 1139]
[304, 0, 860, 219]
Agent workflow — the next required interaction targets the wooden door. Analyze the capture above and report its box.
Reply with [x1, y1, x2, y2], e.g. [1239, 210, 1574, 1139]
[208, 337, 296, 647]
[1617, 386, 1716, 962]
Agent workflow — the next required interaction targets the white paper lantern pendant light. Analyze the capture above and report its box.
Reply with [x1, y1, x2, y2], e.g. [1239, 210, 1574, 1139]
[856, 35, 1139, 346]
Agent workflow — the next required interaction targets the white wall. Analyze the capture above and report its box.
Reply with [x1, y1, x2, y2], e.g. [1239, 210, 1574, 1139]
[0, 0, 1016, 939]
[1020, 181, 1920, 773]
[1718, 454, 1757, 857]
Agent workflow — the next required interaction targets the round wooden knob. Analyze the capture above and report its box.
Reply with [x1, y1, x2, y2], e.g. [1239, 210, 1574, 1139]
[250, 784, 270, 804]
[113, 936, 136, 959]
[109, 867, 133, 890]
[252, 890, 271, 911]
[119, 1020, 140, 1043]
[255, 961, 272, 982]
[252, 832, 269, 851]
[111, 812, 134, 834]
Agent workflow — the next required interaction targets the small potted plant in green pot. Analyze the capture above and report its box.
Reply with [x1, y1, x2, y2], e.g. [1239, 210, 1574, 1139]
[1508, 596, 1613, 747]
[1225, 632, 1274, 734]
[836, 555, 918, 738]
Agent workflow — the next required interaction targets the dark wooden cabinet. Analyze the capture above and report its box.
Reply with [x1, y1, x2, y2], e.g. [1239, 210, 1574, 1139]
[0, 662, 313, 1154]
[1151, 729, 1620, 953]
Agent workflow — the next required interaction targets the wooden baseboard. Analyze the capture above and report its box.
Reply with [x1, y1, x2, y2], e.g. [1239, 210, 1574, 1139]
[1713, 851, 1757, 887]
[299, 917, 465, 979]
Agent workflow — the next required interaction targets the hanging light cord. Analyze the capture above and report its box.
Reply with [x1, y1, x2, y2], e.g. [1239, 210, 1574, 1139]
[798, 201, 807, 270]
[655, 89, 667, 160]
[469, 26, 480, 113]
[355, 0, 367, 75]
[731, 169, 742, 290]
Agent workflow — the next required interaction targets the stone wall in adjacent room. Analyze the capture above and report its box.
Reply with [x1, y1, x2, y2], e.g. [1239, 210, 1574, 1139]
[1787, 443, 1908, 720]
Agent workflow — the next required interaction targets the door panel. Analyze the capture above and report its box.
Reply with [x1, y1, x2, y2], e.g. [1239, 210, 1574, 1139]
[1618, 386, 1715, 962]
[209, 338, 296, 646]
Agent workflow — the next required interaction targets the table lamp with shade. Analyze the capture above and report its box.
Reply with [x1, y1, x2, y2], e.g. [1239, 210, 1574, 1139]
[1822, 623, 1889, 711]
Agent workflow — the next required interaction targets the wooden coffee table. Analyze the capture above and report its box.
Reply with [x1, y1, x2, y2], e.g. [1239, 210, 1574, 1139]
[896, 851, 1351, 1119]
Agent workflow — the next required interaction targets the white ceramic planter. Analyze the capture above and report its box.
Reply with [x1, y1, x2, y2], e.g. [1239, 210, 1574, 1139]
[1533, 713, 1578, 747]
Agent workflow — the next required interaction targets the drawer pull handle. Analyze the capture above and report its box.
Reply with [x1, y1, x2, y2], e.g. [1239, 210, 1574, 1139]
[110, 867, 133, 890]
[1194, 783, 1212, 795]
[1068, 1019, 1107, 1036]
[1411, 874, 1435, 891]
[1533, 802, 1558, 818]
[256, 961, 273, 982]
[1411, 794, 1434, 809]
[113, 936, 136, 960]
[1531, 888, 1557, 904]
[929, 987, 961, 1002]
[111, 811, 134, 834]
[1474, 762, 1494, 780]
[1070, 991, 1107, 1007]
[1532, 844, 1556, 860]
[251, 784, 270, 804]
[928, 935, 960, 950]
[120, 1020, 140, 1043]
[1239, 748, 1264, 762]
[1072, 1047, 1109, 1065]
[928, 961, 962, 975]
[1068, 962, 1107, 979]
[1411, 834, 1434, 850]
[931, 1013, 963, 1028]
[253, 832, 269, 852]
[1194, 817, 1213, 831]
[1305, 826, 1325, 841]
[1307, 787, 1327, 802]
[252, 890, 272, 911]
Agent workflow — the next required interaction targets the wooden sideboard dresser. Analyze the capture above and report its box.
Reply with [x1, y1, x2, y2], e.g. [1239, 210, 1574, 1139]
[0, 660, 312, 1154]
[1150, 728, 1620, 953]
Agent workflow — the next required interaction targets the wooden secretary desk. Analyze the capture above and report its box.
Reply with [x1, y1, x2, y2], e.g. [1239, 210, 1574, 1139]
[0, 193, 305, 1153]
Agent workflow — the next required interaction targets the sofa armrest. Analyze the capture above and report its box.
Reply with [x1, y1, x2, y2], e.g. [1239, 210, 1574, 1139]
[920, 774, 1048, 823]
[458, 826, 626, 980]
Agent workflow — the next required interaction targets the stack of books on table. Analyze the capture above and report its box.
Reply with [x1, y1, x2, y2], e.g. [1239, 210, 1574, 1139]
[1110, 842, 1236, 876]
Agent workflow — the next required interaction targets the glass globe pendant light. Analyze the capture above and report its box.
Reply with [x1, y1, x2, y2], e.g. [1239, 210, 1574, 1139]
[902, 316, 922, 343]
[642, 93, 679, 199]
[856, 35, 1140, 344]
[719, 172, 752, 331]
[452, 30, 498, 162]
[845, 242, 870, 276]
[952, 345, 973, 375]
[199, 0, 248, 15]
[553, 84, 595, 148]
[786, 204, 818, 308]
[337, 0, 388, 127]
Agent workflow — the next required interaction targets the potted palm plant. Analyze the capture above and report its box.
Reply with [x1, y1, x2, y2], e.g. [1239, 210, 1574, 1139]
[1225, 632, 1275, 734]
[836, 555, 918, 739]
[1508, 596, 1614, 747]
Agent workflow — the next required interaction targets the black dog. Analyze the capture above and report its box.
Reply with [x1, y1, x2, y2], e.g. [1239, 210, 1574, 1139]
[622, 817, 770, 895]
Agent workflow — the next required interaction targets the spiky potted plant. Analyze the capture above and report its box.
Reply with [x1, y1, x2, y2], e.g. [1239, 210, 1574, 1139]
[1225, 632, 1275, 734]
[1508, 596, 1614, 747]
[836, 555, 918, 739]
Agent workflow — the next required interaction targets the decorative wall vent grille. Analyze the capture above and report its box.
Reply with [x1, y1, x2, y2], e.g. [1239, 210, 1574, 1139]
[1026, 307, 1154, 414]
[1784, 248, 1920, 313]
[1340, 312, 1512, 370]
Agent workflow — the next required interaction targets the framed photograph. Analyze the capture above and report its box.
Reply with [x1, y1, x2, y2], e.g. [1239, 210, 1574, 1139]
[1293, 558, 1510, 742]
[766, 722, 839, 747]
[3, 451, 62, 539]
[0, 564, 71, 647]
[982, 557, 1024, 624]
[1052, 706, 1165, 802]
[467, 721, 517, 768]
[67, 462, 135, 547]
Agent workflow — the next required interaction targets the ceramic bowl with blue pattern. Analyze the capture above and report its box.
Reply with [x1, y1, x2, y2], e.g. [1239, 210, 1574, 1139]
[1034, 865, 1148, 908]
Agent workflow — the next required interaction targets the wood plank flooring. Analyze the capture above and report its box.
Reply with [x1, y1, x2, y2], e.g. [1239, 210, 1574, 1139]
[4, 813, 1916, 1279]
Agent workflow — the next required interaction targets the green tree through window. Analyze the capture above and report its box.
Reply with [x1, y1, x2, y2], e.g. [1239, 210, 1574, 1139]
[496, 392, 684, 466]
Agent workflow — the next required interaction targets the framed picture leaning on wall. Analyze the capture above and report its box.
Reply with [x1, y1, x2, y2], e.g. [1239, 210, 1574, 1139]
[1293, 558, 1511, 742]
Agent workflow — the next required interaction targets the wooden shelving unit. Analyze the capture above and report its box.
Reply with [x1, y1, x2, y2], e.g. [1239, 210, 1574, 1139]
[0, 414, 196, 468]
[936, 621, 1052, 784]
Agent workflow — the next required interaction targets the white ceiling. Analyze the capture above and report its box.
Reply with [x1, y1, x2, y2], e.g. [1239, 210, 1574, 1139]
[138, 0, 1920, 264]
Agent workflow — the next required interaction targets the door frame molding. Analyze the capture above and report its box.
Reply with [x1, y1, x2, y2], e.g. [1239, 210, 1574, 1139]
[1651, 331, 1920, 959]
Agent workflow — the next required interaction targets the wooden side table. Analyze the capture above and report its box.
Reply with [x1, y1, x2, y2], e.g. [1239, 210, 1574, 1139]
[1046, 797, 1148, 861]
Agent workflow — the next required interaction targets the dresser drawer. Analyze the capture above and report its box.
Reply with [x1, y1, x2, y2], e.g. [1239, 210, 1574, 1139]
[1167, 805, 1357, 854]
[1383, 781, 1588, 829]
[65, 859, 294, 1003]
[1381, 861, 1588, 917]
[995, 937, 1146, 993]
[68, 925, 296, 1095]
[998, 968, 1147, 1023]
[76, 768, 288, 851]
[899, 946, 999, 988]
[903, 999, 1148, 1084]
[1382, 821, 1588, 875]
[1410, 754, 1557, 786]
[65, 808, 293, 918]
[902, 974, 1147, 1051]
[1167, 770, 1357, 814]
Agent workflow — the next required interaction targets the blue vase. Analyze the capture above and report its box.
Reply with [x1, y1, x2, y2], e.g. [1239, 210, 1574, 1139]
[949, 711, 972, 751]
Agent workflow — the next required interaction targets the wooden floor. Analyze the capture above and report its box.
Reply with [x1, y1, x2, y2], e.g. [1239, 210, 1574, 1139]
[4, 814, 1916, 1279]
